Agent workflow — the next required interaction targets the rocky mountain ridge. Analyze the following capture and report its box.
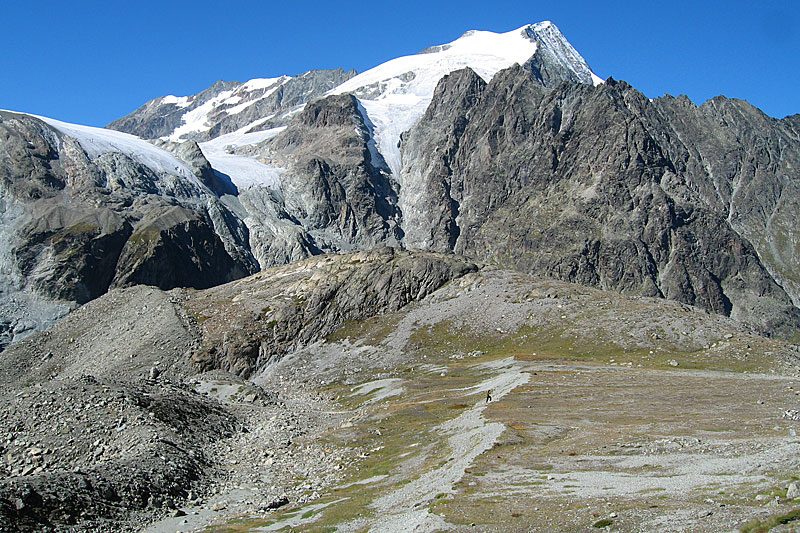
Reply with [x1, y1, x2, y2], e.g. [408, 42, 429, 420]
[397, 67, 800, 338]
[106, 69, 357, 143]
[0, 111, 257, 349]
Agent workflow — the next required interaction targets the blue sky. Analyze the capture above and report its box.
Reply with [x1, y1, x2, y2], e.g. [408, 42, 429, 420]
[3, 0, 798, 126]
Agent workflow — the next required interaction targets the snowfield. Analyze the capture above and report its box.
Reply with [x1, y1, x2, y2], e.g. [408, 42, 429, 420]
[199, 127, 287, 190]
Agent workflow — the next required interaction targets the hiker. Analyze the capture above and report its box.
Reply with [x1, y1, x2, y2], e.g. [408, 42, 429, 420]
[486, 389, 492, 403]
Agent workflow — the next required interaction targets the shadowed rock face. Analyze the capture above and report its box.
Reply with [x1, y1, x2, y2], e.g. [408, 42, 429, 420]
[0, 112, 257, 348]
[399, 67, 800, 338]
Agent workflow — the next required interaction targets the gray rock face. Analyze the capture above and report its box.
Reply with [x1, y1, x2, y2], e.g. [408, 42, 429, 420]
[399, 67, 800, 338]
[226, 93, 402, 268]
[522, 22, 599, 87]
[107, 69, 357, 142]
[174, 140, 237, 196]
[0, 111, 257, 348]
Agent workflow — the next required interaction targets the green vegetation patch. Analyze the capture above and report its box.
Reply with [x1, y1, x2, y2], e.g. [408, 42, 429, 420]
[129, 225, 161, 245]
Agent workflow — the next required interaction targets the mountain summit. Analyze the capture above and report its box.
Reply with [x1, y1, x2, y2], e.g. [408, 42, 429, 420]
[108, 23, 601, 181]
[328, 22, 602, 175]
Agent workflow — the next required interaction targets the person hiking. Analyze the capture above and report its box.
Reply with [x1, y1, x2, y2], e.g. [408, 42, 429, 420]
[486, 389, 492, 403]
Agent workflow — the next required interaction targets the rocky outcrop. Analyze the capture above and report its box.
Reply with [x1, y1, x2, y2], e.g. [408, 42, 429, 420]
[188, 248, 477, 377]
[107, 80, 241, 140]
[0, 111, 257, 348]
[173, 140, 237, 196]
[399, 67, 800, 338]
[111, 206, 249, 290]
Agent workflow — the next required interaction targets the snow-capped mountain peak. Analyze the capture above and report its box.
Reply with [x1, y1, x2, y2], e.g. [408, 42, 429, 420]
[328, 22, 601, 176]
[108, 22, 600, 187]
[523, 22, 604, 86]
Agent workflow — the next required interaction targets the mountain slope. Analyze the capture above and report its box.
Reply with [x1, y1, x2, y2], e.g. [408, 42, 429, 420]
[0, 249, 478, 531]
[0, 111, 257, 349]
[1, 253, 798, 531]
[175, 22, 602, 268]
[107, 69, 357, 143]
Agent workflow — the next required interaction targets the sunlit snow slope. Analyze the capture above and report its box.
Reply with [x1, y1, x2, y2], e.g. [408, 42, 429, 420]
[28, 113, 207, 190]
[199, 127, 287, 190]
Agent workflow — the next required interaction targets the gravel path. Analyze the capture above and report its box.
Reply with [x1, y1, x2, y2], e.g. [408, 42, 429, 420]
[338, 357, 530, 532]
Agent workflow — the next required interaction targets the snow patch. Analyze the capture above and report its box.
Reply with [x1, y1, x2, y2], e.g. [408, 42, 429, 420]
[160, 95, 191, 107]
[165, 76, 292, 142]
[222, 83, 285, 116]
[242, 76, 289, 92]
[167, 88, 237, 142]
[199, 127, 287, 190]
[350, 378, 404, 403]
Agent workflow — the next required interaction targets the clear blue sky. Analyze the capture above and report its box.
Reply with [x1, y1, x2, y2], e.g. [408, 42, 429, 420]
[3, 0, 798, 126]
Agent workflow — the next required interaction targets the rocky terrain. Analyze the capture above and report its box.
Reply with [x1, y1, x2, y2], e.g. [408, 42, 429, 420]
[0, 249, 475, 531]
[0, 111, 260, 349]
[1, 250, 800, 531]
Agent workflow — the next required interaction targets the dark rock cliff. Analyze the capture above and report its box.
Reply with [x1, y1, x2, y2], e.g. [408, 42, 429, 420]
[400, 67, 800, 338]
